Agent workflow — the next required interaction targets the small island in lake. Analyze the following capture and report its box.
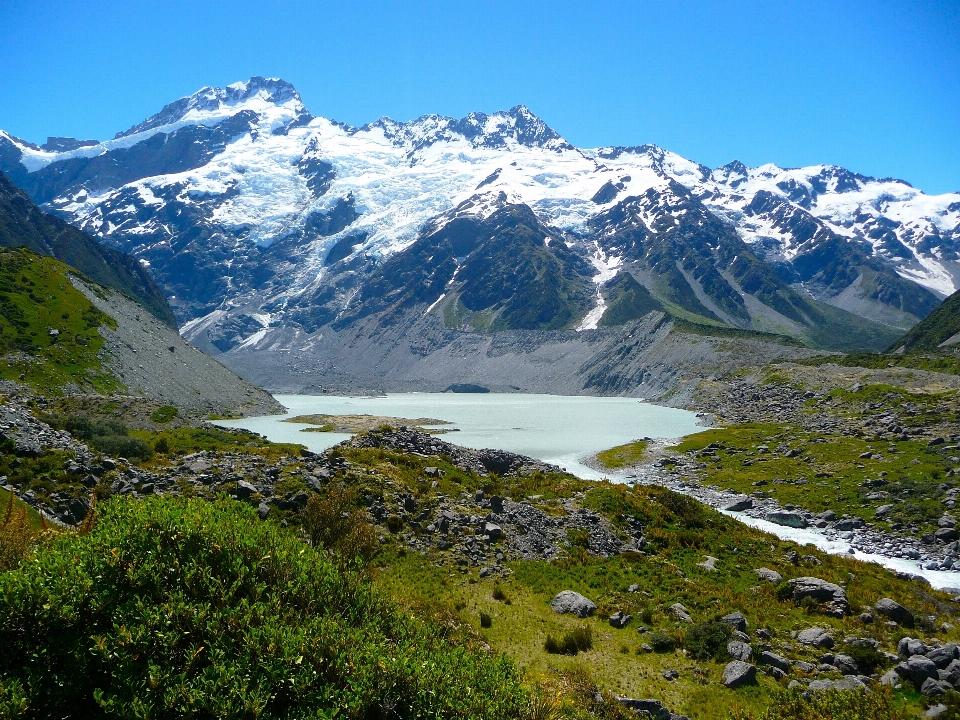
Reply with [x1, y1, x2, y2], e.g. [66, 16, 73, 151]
[282, 414, 457, 434]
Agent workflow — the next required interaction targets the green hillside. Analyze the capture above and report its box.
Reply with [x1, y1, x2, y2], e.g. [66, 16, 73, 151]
[888, 288, 960, 353]
[0, 247, 122, 392]
[0, 170, 176, 328]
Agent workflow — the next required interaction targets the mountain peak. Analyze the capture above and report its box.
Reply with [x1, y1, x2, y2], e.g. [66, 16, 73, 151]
[115, 76, 308, 139]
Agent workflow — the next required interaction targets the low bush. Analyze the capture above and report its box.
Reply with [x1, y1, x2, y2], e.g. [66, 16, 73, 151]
[648, 632, 676, 653]
[62, 415, 153, 461]
[480, 611, 493, 628]
[300, 487, 378, 565]
[0, 497, 529, 719]
[683, 620, 733, 661]
[844, 644, 887, 675]
[150, 405, 179, 424]
[544, 626, 593, 655]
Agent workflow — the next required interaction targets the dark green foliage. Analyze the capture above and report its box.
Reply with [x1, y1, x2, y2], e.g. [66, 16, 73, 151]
[150, 405, 178, 424]
[648, 632, 676, 653]
[0, 170, 175, 328]
[544, 625, 593, 655]
[480, 611, 493, 628]
[492, 584, 508, 602]
[889, 285, 960, 352]
[63, 415, 153, 461]
[844, 644, 887, 675]
[0, 497, 529, 719]
[682, 620, 733, 661]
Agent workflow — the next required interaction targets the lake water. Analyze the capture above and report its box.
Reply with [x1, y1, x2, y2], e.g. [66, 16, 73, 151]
[217, 392, 960, 589]
[216, 392, 705, 479]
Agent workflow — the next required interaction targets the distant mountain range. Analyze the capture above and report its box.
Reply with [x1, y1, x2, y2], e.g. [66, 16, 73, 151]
[1, 76, 957, 393]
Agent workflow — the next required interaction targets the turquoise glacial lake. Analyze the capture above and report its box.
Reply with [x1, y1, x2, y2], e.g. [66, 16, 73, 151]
[216, 393, 705, 479]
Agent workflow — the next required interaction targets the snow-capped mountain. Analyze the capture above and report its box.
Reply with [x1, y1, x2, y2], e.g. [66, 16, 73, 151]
[0, 76, 956, 391]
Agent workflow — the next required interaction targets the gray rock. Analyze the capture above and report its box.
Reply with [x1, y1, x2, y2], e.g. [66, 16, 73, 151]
[235, 480, 257, 499]
[834, 654, 859, 675]
[662, 669, 679, 681]
[898, 655, 939, 686]
[721, 611, 748, 632]
[727, 641, 753, 661]
[759, 651, 791, 673]
[936, 527, 959, 542]
[788, 577, 850, 616]
[257, 502, 270, 520]
[939, 658, 960, 686]
[805, 676, 866, 695]
[615, 698, 675, 720]
[550, 590, 596, 618]
[724, 496, 753, 512]
[668, 602, 693, 623]
[797, 627, 835, 648]
[898, 636, 930, 658]
[697, 555, 718, 571]
[879, 669, 901, 687]
[755, 567, 782, 583]
[794, 661, 816, 673]
[922, 678, 951, 697]
[627, 583, 640, 593]
[766, 511, 808, 528]
[926, 704, 949, 718]
[927, 644, 959, 669]
[483, 522, 502, 540]
[875, 598, 915, 627]
[722, 661, 757, 688]
[609, 611, 632, 629]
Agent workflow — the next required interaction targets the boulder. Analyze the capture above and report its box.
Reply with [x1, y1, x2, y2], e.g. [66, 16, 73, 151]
[939, 659, 960, 686]
[922, 678, 951, 697]
[879, 669, 902, 687]
[615, 698, 674, 720]
[758, 651, 791, 673]
[897, 655, 939, 686]
[723, 496, 753, 512]
[936, 528, 959, 543]
[797, 627, 834, 648]
[550, 590, 596, 618]
[483, 522, 502, 540]
[234, 480, 257, 500]
[788, 576, 850, 616]
[609, 611, 632, 629]
[668, 602, 693, 623]
[721, 611, 748, 632]
[927, 644, 959, 669]
[727, 641, 753, 662]
[755, 567, 782, 583]
[898, 637, 930, 658]
[805, 676, 867, 695]
[875, 598, 915, 627]
[722, 661, 757, 688]
[834, 654, 859, 675]
[766, 512, 808, 528]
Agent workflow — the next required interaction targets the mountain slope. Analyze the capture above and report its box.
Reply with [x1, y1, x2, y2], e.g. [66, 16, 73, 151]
[1, 77, 956, 392]
[0, 246, 279, 415]
[888, 287, 960, 353]
[0, 171, 176, 327]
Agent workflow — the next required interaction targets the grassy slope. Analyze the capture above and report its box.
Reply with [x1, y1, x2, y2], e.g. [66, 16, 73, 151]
[0, 170, 176, 328]
[0, 247, 122, 393]
[888, 288, 960, 353]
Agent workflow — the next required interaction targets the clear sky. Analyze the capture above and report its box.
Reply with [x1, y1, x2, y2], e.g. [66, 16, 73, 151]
[2, 0, 958, 193]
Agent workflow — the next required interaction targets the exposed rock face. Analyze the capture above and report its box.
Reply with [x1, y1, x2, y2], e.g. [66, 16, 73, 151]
[668, 603, 693, 623]
[722, 661, 757, 688]
[796, 627, 835, 648]
[788, 577, 850, 616]
[755, 567, 782, 583]
[727, 641, 753, 662]
[550, 591, 597, 618]
[875, 598, 915, 627]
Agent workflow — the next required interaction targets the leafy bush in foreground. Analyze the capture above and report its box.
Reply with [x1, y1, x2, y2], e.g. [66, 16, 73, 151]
[683, 620, 732, 661]
[0, 497, 528, 719]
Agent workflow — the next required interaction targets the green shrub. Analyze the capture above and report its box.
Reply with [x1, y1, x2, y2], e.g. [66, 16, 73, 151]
[844, 644, 887, 675]
[544, 625, 593, 655]
[492, 584, 508, 602]
[683, 620, 733, 660]
[385, 514, 403, 533]
[0, 497, 529, 719]
[151, 405, 179, 424]
[648, 632, 676, 652]
[300, 488, 378, 565]
[480, 611, 492, 628]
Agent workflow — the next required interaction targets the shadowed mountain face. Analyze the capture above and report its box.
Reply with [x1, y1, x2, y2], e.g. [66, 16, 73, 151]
[889, 287, 960, 353]
[0, 171, 175, 328]
[0, 77, 955, 391]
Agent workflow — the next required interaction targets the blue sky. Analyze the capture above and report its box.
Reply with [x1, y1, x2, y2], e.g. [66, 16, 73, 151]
[2, 0, 958, 193]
